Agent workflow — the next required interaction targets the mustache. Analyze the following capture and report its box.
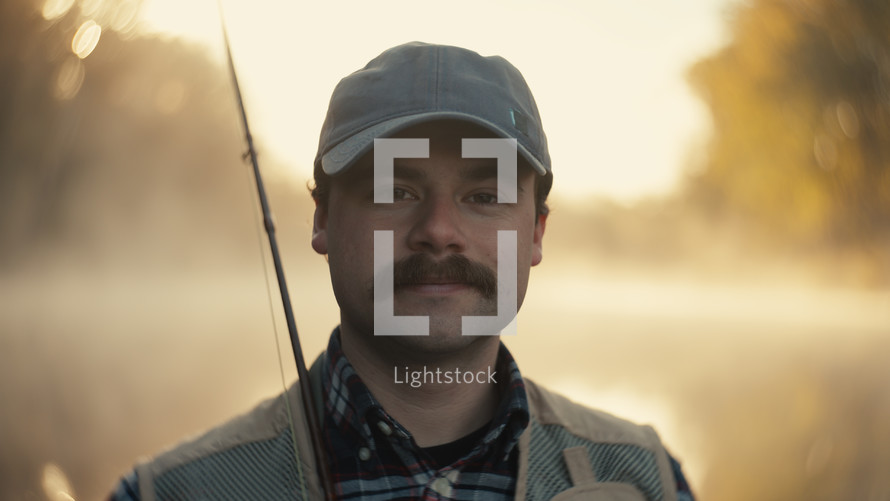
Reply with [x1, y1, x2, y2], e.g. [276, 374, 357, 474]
[392, 254, 497, 300]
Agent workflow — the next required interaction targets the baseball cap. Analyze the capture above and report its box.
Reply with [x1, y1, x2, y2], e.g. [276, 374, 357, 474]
[314, 42, 551, 178]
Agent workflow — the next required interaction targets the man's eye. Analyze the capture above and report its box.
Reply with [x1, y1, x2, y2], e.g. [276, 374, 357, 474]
[393, 188, 416, 201]
[468, 193, 498, 204]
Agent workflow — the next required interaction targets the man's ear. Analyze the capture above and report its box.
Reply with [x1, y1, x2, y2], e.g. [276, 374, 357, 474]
[311, 202, 328, 255]
[531, 213, 547, 266]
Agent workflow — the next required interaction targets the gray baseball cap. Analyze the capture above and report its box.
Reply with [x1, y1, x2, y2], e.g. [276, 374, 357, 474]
[314, 42, 551, 177]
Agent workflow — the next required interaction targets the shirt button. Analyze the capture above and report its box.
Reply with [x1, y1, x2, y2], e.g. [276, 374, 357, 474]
[431, 477, 452, 496]
[358, 447, 371, 461]
[376, 421, 393, 436]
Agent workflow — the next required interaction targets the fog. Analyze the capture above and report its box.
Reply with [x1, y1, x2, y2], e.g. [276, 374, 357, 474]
[4, 231, 888, 499]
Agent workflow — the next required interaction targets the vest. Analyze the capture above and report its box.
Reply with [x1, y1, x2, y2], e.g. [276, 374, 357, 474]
[134, 364, 676, 501]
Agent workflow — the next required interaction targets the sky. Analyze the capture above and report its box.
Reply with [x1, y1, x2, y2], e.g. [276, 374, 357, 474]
[136, 0, 732, 203]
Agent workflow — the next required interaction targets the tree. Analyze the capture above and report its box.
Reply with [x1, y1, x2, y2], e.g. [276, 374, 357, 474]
[0, 0, 271, 270]
[687, 0, 890, 257]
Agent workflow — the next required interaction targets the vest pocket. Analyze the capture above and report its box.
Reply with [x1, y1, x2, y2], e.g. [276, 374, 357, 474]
[550, 482, 648, 501]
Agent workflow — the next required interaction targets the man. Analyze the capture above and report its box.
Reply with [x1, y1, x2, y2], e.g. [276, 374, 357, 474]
[110, 42, 694, 500]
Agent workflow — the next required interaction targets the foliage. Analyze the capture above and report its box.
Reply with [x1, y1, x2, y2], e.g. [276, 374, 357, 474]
[0, 0, 273, 270]
[687, 0, 890, 254]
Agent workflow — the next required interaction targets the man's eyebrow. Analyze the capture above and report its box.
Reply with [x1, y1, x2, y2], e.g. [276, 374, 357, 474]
[461, 163, 499, 182]
[392, 164, 428, 182]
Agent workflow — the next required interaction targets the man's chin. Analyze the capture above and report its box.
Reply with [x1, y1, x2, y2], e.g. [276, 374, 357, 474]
[385, 328, 493, 358]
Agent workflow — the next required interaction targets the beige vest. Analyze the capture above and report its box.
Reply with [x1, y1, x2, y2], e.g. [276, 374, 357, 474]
[135, 378, 676, 500]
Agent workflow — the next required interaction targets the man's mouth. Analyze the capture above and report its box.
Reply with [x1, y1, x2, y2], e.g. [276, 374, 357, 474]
[400, 280, 472, 296]
[399, 282, 471, 296]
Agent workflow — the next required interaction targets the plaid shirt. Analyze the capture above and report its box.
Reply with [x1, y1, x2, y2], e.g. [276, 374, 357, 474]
[110, 329, 695, 500]
[321, 330, 528, 500]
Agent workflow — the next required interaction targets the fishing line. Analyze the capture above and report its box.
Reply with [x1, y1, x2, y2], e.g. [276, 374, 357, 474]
[215, 2, 332, 498]
[240, 147, 308, 499]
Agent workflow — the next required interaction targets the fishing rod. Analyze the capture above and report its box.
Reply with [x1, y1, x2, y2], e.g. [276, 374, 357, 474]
[217, 8, 334, 500]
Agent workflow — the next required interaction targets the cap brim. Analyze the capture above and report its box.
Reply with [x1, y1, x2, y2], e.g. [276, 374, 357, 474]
[321, 112, 549, 176]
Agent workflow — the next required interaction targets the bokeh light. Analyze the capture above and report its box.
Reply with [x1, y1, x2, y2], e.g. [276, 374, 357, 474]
[53, 56, 85, 100]
[41, 463, 76, 501]
[41, 0, 74, 20]
[72, 19, 101, 59]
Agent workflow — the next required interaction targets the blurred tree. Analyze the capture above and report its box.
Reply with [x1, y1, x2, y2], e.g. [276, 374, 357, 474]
[687, 0, 890, 259]
[0, 0, 278, 270]
[0, 1, 315, 499]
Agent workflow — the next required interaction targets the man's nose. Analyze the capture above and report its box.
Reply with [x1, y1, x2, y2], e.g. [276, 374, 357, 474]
[406, 195, 467, 255]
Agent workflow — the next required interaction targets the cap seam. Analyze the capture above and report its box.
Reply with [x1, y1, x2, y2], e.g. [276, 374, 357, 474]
[325, 109, 532, 153]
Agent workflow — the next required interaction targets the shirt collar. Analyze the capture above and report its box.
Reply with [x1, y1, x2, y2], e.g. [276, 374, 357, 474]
[321, 327, 529, 457]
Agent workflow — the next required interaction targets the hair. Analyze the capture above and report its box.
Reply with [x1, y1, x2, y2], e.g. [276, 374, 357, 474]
[309, 157, 552, 217]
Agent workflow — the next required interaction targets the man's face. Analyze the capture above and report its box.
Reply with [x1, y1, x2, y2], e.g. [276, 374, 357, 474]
[312, 120, 546, 355]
